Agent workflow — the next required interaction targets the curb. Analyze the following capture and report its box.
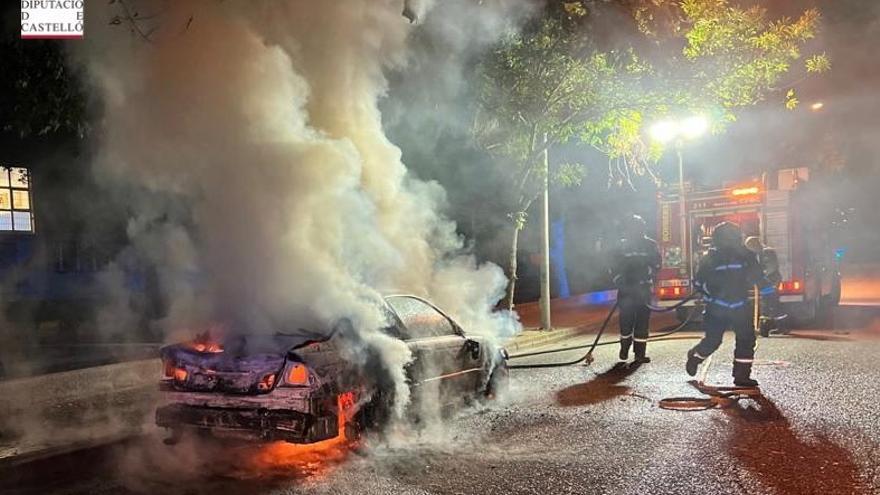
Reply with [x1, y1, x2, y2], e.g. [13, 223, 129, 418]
[0, 360, 160, 467]
[0, 359, 160, 414]
[504, 327, 585, 353]
[0, 430, 142, 468]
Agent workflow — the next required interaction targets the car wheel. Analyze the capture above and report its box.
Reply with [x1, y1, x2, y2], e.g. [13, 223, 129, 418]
[358, 388, 394, 433]
[483, 361, 509, 401]
[823, 275, 842, 308]
[343, 421, 361, 442]
[797, 297, 820, 329]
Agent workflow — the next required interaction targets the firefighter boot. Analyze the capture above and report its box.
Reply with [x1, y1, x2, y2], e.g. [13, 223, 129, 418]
[759, 317, 771, 338]
[632, 341, 651, 364]
[769, 321, 790, 336]
[733, 362, 759, 388]
[619, 338, 632, 362]
[685, 348, 703, 377]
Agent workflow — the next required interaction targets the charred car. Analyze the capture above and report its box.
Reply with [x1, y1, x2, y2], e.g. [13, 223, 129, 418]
[156, 295, 508, 444]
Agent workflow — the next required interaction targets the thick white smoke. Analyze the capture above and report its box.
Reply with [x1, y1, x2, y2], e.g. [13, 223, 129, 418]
[79, 0, 522, 414]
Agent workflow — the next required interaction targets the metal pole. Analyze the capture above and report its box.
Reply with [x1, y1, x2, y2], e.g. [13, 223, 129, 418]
[540, 133, 552, 330]
[677, 144, 689, 279]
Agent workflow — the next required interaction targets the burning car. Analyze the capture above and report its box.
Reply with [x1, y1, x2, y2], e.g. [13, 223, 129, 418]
[156, 295, 509, 445]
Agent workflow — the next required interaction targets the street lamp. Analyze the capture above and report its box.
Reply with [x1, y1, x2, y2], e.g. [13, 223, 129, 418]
[679, 116, 709, 140]
[649, 115, 709, 279]
[649, 120, 678, 143]
[649, 116, 708, 143]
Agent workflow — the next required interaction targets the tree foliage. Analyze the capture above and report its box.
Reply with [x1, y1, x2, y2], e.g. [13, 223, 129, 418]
[475, 17, 655, 206]
[476, 0, 830, 199]
[0, 37, 89, 138]
[677, 0, 829, 113]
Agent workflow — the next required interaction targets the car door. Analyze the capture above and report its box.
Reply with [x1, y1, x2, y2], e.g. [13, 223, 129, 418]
[384, 296, 484, 407]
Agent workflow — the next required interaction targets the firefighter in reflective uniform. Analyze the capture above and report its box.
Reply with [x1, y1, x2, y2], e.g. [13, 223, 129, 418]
[686, 222, 776, 387]
[610, 215, 661, 366]
[745, 236, 786, 336]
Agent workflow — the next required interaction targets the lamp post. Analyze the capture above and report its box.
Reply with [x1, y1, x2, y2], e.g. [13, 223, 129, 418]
[675, 144, 687, 277]
[650, 115, 708, 279]
[539, 134, 551, 330]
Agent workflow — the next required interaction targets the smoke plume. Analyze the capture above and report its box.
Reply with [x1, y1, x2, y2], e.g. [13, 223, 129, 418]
[77, 0, 522, 415]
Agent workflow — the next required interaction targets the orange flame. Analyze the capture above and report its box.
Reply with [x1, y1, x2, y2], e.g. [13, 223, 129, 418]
[187, 330, 224, 353]
[243, 392, 358, 478]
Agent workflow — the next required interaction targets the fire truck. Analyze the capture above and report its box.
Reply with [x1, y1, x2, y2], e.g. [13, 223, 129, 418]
[655, 167, 842, 326]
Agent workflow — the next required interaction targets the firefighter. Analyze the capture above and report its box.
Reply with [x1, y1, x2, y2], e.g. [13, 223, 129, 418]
[610, 214, 661, 366]
[686, 222, 776, 387]
[745, 236, 786, 336]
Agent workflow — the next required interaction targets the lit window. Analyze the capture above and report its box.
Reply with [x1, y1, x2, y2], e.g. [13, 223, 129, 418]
[10, 169, 29, 188]
[0, 167, 34, 233]
[12, 190, 29, 210]
[13, 212, 32, 231]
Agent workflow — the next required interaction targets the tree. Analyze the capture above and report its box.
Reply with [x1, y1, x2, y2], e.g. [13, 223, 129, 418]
[475, 15, 653, 310]
[0, 38, 88, 139]
[0, 2, 88, 139]
[474, 0, 828, 309]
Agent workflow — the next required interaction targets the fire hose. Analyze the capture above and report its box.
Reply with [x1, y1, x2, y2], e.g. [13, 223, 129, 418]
[506, 292, 701, 370]
[644, 294, 700, 313]
[505, 288, 788, 412]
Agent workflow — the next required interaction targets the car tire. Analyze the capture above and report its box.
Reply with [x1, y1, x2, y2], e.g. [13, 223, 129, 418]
[817, 282, 841, 327]
[823, 275, 842, 308]
[483, 361, 509, 401]
[343, 421, 361, 442]
[798, 296, 820, 329]
[359, 388, 394, 433]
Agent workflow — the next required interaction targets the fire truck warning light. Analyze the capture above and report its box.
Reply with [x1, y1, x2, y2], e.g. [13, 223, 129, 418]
[730, 186, 761, 197]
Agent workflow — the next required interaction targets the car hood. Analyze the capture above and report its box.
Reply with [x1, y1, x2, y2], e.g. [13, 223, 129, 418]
[161, 332, 331, 394]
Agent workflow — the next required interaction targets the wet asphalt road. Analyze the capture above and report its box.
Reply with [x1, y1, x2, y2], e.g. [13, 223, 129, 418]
[3, 311, 880, 495]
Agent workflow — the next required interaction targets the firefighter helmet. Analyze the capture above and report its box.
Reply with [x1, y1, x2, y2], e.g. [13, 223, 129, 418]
[712, 221, 743, 250]
[744, 236, 762, 253]
[624, 214, 647, 238]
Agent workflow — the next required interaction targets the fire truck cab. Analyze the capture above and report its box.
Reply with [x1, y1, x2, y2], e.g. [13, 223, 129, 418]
[655, 167, 841, 326]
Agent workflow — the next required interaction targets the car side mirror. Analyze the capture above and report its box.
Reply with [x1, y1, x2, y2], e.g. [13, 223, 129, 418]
[464, 339, 481, 360]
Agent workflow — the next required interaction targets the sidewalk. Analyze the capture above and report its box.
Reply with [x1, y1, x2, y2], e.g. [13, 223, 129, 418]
[0, 359, 160, 467]
[1, 343, 162, 380]
[505, 291, 618, 353]
[506, 327, 582, 354]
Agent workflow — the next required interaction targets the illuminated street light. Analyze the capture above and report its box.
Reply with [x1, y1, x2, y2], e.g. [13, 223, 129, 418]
[648, 114, 709, 281]
[649, 120, 678, 144]
[680, 115, 709, 139]
[810, 101, 825, 111]
[648, 115, 709, 143]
